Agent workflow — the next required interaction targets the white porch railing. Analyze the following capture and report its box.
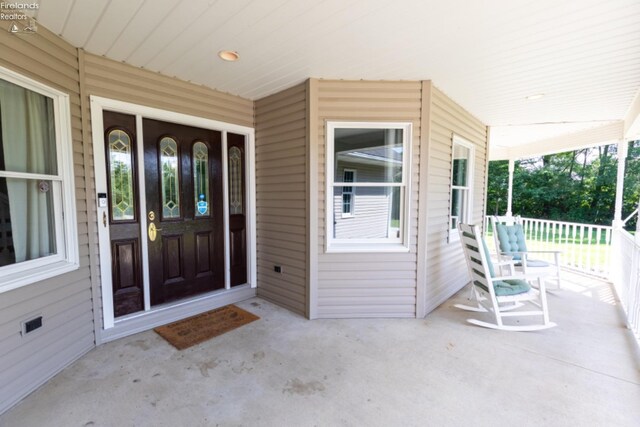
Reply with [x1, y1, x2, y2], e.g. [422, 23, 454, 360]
[484, 216, 613, 277]
[611, 228, 640, 345]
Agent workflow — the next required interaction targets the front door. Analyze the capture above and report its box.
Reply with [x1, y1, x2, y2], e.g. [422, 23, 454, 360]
[104, 112, 232, 316]
[143, 118, 225, 305]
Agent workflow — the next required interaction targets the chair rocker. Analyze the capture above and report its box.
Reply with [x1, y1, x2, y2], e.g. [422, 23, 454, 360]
[490, 215, 562, 289]
[455, 223, 556, 331]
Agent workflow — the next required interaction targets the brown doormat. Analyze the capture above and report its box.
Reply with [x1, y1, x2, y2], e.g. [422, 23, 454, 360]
[154, 305, 259, 350]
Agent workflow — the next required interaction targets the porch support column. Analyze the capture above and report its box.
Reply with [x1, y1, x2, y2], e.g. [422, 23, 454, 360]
[613, 139, 628, 229]
[506, 159, 515, 217]
[636, 199, 640, 244]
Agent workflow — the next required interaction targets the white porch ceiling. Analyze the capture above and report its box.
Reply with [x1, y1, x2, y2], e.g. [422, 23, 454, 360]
[28, 0, 640, 153]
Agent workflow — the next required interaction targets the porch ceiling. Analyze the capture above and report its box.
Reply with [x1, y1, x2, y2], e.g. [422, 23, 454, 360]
[28, 0, 640, 152]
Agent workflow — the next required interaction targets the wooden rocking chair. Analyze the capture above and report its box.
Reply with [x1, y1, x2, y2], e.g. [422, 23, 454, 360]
[455, 223, 556, 331]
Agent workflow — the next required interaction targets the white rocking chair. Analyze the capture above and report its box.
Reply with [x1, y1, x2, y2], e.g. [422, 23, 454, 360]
[455, 223, 556, 331]
[490, 215, 562, 289]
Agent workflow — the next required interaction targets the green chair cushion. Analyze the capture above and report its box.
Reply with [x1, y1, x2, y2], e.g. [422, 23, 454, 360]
[466, 227, 530, 296]
[493, 279, 531, 296]
[495, 223, 527, 260]
[480, 237, 496, 278]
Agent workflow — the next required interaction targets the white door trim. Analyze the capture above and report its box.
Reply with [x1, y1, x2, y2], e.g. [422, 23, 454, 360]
[135, 114, 151, 312]
[222, 132, 231, 289]
[89, 96, 257, 335]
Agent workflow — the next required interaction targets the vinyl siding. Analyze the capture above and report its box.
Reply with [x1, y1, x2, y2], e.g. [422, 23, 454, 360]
[80, 52, 255, 331]
[314, 80, 422, 318]
[254, 83, 307, 316]
[0, 23, 94, 414]
[422, 86, 488, 313]
[334, 162, 395, 239]
[81, 54, 253, 128]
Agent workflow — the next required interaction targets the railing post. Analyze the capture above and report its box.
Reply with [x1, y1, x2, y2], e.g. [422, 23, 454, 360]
[613, 139, 628, 226]
[506, 159, 515, 217]
[636, 199, 640, 245]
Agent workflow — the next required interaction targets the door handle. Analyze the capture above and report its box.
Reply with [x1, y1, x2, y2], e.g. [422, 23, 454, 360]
[148, 222, 162, 241]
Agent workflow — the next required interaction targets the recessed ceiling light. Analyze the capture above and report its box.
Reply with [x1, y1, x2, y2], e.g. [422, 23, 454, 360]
[525, 93, 545, 100]
[218, 50, 239, 62]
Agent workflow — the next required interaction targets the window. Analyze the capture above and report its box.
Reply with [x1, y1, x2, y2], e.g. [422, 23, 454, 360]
[341, 169, 355, 217]
[0, 66, 78, 293]
[160, 136, 181, 219]
[449, 135, 474, 240]
[193, 141, 209, 217]
[228, 145, 243, 215]
[107, 129, 136, 221]
[326, 122, 411, 252]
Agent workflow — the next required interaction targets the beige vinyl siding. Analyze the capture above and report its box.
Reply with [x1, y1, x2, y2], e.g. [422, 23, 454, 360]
[422, 86, 488, 313]
[81, 53, 253, 127]
[315, 80, 422, 318]
[333, 188, 393, 239]
[0, 24, 94, 414]
[334, 162, 394, 239]
[254, 83, 308, 316]
[80, 52, 255, 331]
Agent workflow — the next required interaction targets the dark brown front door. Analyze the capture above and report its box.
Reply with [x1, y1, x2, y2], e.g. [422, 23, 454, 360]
[104, 114, 248, 317]
[143, 119, 225, 305]
[103, 111, 144, 317]
[227, 133, 247, 286]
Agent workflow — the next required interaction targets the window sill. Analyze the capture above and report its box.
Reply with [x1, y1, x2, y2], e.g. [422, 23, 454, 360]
[0, 260, 80, 294]
[326, 243, 409, 253]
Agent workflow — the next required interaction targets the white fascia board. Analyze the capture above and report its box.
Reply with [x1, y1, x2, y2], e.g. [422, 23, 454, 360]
[623, 89, 640, 140]
[489, 121, 624, 161]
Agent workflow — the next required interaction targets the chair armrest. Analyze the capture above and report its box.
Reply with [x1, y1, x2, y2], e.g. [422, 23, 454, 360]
[500, 250, 562, 255]
[491, 274, 548, 282]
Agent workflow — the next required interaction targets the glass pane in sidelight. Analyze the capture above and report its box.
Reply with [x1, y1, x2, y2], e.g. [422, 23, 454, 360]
[228, 146, 243, 215]
[108, 129, 135, 221]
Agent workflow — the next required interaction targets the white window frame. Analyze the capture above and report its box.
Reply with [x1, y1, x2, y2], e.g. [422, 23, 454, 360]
[449, 134, 475, 242]
[325, 121, 411, 253]
[341, 169, 356, 218]
[0, 66, 79, 293]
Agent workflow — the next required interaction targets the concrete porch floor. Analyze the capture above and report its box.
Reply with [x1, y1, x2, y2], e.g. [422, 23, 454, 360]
[2, 270, 639, 427]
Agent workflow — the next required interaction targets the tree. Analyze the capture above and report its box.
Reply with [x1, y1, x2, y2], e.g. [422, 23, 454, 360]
[623, 140, 640, 230]
[485, 141, 639, 230]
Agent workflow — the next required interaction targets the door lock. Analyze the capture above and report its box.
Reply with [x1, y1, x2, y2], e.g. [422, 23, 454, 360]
[148, 211, 156, 221]
[148, 222, 162, 242]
